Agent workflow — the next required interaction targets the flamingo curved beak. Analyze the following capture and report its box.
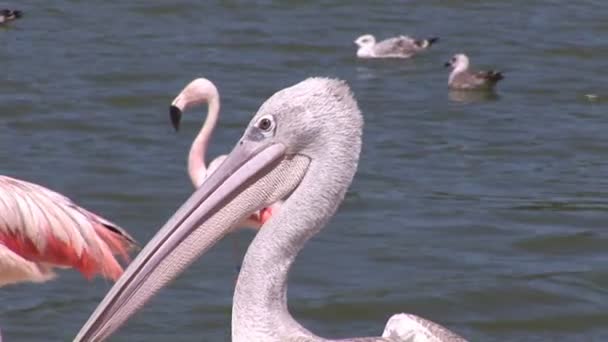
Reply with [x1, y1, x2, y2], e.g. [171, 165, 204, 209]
[75, 139, 309, 341]
[169, 105, 182, 131]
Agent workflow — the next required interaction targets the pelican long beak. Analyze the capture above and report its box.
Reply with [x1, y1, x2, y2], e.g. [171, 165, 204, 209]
[75, 139, 309, 342]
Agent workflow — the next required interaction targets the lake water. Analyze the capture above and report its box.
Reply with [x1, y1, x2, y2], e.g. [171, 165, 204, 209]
[1, 1, 607, 341]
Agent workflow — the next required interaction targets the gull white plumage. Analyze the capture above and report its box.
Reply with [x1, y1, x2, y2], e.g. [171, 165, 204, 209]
[75, 78, 467, 341]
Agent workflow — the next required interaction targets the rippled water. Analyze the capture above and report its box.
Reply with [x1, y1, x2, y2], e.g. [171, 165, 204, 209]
[1, 1, 607, 341]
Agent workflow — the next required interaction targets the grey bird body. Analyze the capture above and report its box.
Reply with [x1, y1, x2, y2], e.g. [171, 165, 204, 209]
[74, 78, 467, 342]
[449, 69, 503, 90]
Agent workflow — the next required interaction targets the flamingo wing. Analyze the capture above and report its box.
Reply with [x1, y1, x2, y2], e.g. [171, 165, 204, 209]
[0, 175, 137, 283]
[0, 244, 55, 287]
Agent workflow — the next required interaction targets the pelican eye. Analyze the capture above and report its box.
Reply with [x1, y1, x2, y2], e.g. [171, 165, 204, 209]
[257, 116, 275, 133]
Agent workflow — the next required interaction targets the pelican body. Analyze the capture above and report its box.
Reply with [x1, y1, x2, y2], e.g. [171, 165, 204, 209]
[0, 175, 136, 286]
[75, 78, 467, 341]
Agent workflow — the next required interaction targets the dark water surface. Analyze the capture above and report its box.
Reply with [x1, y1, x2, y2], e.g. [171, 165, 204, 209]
[1, 1, 607, 341]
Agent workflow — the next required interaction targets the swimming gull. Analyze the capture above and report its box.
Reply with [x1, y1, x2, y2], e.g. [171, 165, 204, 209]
[445, 53, 504, 90]
[354, 34, 439, 59]
[0, 9, 22, 25]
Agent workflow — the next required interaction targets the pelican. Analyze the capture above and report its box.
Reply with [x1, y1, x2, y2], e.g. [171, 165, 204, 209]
[75, 78, 467, 341]
[354, 34, 439, 59]
[444, 53, 503, 90]
[0, 175, 136, 286]
[169, 78, 277, 228]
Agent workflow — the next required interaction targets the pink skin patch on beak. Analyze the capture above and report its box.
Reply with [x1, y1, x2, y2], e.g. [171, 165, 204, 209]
[246, 207, 273, 227]
[259, 207, 273, 224]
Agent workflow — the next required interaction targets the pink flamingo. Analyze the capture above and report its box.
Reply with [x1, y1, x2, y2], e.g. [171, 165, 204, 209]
[0, 175, 137, 287]
[169, 78, 279, 229]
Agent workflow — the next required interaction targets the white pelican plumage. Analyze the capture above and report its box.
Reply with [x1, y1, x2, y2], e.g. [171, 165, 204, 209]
[75, 77, 467, 342]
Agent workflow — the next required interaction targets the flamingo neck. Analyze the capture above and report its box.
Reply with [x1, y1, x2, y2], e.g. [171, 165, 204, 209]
[232, 154, 358, 341]
[188, 97, 220, 188]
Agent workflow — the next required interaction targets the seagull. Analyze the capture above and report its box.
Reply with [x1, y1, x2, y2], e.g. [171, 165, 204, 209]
[354, 34, 439, 59]
[0, 9, 22, 25]
[444, 53, 503, 90]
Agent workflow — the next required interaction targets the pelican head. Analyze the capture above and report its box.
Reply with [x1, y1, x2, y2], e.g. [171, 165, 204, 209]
[75, 77, 363, 341]
[444, 53, 470, 72]
[169, 78, 220, 131]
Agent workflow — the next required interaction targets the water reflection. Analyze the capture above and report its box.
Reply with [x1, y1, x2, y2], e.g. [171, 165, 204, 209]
[355, 65, 380, 81]
[448, 90, 500, 103]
